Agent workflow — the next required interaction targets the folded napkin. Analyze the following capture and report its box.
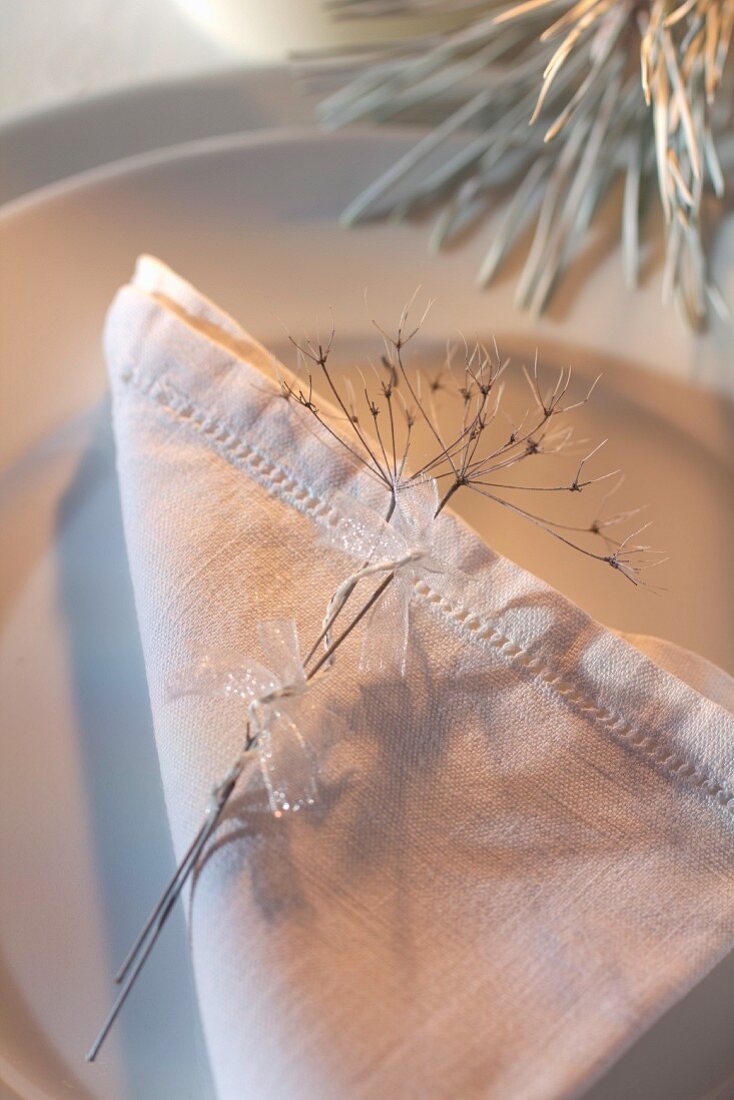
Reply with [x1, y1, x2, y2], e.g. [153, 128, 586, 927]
[105, 256, 734, 1100]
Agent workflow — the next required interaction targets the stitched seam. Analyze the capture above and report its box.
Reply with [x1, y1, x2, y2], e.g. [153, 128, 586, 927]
[120, 364, 734, 816]
[412, 579, 734, 813]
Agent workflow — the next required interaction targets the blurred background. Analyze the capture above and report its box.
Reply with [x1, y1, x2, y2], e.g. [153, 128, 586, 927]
[0, 0, 436, 119]
[1, 0, 228, 118]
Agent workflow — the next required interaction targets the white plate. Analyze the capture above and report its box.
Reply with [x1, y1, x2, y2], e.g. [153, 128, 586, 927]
[0, 65, 311, 208]
[1, 128, 733, 1100]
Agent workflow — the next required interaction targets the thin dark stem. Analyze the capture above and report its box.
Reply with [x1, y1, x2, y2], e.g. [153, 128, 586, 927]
[320, 358, 388, 480]
[435, 479, 463, 516]
[307, 397, 389, 483]
[393, 341, 462, 478]
[286, 379, 388, 484]
[113, 828, 207, 986]
[307, 570, 396, 679]
[386, 387, 398, 479]
[466, 483, 644, 582]
[86, 753, 247, 1061]
[301, 494, 397, 668]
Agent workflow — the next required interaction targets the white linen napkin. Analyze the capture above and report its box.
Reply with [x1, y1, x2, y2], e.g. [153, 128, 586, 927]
[105, 256, 734, 1100]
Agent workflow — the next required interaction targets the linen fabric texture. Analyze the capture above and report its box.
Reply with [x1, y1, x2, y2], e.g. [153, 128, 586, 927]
[105, 256, 734, 1100]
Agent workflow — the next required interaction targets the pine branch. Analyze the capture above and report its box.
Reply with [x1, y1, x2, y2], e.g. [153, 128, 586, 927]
[311, 0, 734, 327]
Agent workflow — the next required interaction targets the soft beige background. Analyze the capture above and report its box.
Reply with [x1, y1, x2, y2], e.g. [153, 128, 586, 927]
[0, 0, 232, 119]
[0, 0, 444, 120]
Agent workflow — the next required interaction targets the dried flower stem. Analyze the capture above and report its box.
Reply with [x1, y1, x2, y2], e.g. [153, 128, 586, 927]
[285, 302, 662, 584]
[88, 566, 398, 1062]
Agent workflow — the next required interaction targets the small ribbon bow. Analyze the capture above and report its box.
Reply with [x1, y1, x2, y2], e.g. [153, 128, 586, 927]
[325, 479, 446, 676]
[168, 619, 318, 816]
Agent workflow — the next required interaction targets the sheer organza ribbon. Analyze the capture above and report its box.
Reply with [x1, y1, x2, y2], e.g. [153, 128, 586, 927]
[168, 620, 318, 817]
[323, 478, 447, 677]
[167, 481, 448, 816]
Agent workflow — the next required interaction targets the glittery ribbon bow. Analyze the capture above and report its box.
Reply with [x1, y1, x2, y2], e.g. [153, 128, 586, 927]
[325, 478, 447, 677]
[168, 620, 318, 817]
